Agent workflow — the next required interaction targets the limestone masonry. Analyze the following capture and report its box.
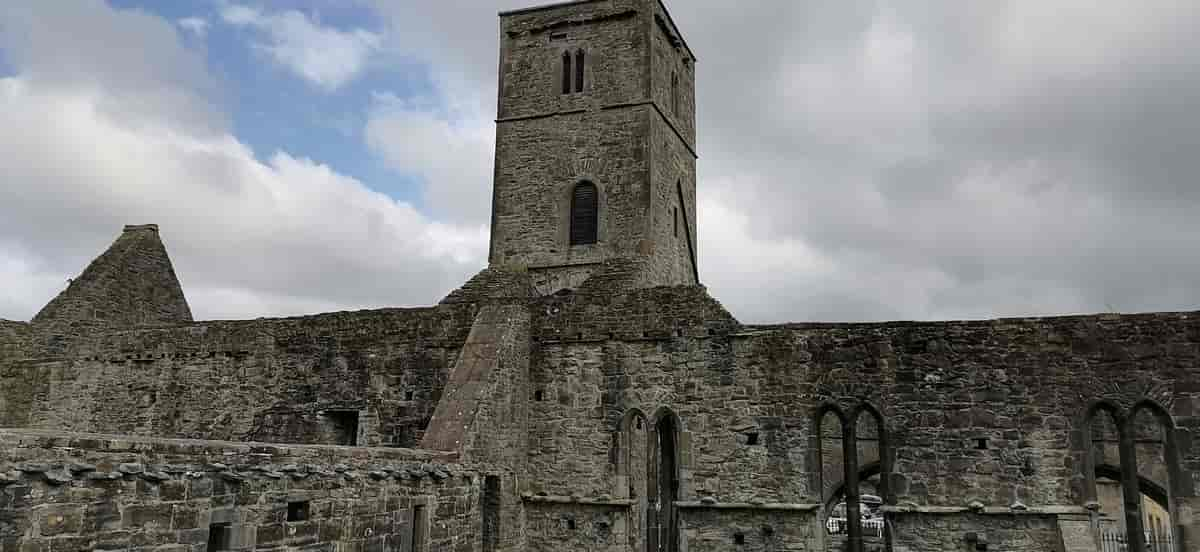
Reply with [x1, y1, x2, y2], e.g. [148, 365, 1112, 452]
[0, 1, 1195, 551]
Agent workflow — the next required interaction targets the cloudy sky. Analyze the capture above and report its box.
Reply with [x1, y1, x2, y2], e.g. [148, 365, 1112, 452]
[1, 0, 1198, 324]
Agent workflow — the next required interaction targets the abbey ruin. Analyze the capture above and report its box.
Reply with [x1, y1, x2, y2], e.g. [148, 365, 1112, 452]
[0, 1, 1195, 551]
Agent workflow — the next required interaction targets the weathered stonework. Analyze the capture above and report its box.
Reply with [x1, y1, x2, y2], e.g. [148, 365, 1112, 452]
[0, 1, 1196, 551]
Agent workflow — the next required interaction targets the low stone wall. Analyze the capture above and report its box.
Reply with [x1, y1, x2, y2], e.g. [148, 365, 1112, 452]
[0, 429, 486, 552]
[890, 511, 1064, 552]
[679, 507, 817, 552]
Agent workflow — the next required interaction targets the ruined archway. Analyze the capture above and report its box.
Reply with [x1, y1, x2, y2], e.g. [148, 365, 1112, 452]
[1082, 399, 1185, 552]
[813, 402, 891, 552]
[647, 407, 681, 552]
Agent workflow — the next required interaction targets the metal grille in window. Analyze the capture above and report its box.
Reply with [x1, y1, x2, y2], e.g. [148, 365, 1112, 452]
[570, 182, 598, 245]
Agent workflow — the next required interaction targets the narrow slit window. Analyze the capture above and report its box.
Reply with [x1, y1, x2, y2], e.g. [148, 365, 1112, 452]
[575, 50, 585, 93]
[412, 504, 428, 552]
[673, 207, 678, 237]
[570, 181, 598, 245]
[561, 51, 572, 95]
[671, 72, 679, 116]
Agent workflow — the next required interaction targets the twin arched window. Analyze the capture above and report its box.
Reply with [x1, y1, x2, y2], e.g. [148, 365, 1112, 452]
[570, 181, 598, 246]
[561, 50, 585, 94]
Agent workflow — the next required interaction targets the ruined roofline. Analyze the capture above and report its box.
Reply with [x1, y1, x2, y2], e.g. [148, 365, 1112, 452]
[499, 0, 697, 62]
[743, 308, 1200, 332]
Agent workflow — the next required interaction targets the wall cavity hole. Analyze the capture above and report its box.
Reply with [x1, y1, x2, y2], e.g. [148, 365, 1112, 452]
[287, 501, 310, 522]
[534, 390, 544, 402]
[733, 532, 745, 545]
[975, 438, 988, 450]
[567, 518, 577, 530]
[405, 391, 414, 401]
[746, 432, 759, 446]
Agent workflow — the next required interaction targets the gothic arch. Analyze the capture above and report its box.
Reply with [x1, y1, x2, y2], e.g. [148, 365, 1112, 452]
[1081, 398, 1185, 552]
[647, 407, 681, 552]
[813, 402, 890, 552]
[614, 408, 648, 479]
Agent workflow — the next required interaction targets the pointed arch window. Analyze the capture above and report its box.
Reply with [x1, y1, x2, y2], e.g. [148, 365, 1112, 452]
[569, 181, 598, 246]
[561, 51, 572, 95]
[575, 49, 586, 93]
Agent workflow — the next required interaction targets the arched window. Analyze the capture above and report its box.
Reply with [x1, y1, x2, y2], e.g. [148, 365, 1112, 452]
[561, 51, 572, 95]
[1082, 400, 1184, 552]
[814, 403, 892, 552]
[575, 49, 585, 93]
[569, 181, 598, 245]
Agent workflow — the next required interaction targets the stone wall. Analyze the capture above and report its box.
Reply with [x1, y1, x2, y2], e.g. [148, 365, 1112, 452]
[518, 283, 1199, 550]
[491, 0, 697, 290]
[31, 225, 192, 339]
[490, 107, 650, 277]
[498, 0, 645, 120]
[0, 429, 486, 552]
[0, 305, 477, 449]
[890, 512, 1063, 552]
[0, 320, 27, 362]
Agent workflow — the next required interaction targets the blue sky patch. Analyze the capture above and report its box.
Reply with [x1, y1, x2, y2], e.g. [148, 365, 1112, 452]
[104, 0, 442, 210]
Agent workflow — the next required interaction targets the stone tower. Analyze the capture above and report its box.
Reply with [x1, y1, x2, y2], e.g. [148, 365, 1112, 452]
[489, 0, 698, 294]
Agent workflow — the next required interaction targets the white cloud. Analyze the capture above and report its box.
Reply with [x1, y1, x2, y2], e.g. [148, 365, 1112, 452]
[364, 93, 495, 224]
[177, 17, 209, 38]
[0, 2, 486, 321]
[219, 4, 380, 91]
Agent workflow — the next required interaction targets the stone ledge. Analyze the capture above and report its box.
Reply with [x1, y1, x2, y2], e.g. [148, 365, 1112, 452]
[675, 501, 820, 512]
[522, 494, 635, 507]
[882, 504, 1090, 515]
[0, 428, 458, 462]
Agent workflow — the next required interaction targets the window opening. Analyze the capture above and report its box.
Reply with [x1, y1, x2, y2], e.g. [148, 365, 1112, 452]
[1084, 401, 1183, 552]
[575, 50, 585, 93]
[287, 501, 310, 522]
[673, 207, 678, 237]
[483, 476, 501, 552]
[818, 404, 891, 552]
[975, 438, 988, 450]
[569, 181, 599, 245]
[405, 390, 415, 401]
[746, 432, 759, 446]
[207, 523, 232, 551]
[323, 410, 359, 446]
[671, 72, 679, 116]
[649, 412, 680, 552]
[412, 504, 428, 552]
[534, 389, 544, 402]
[561, 51, 572, 95]
[734, 532, 745, 545]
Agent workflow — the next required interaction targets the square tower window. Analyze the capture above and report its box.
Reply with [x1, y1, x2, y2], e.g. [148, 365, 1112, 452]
[287, 501, 310, 522]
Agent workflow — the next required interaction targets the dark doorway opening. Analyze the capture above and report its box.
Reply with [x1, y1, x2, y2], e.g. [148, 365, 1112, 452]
[483, 475, 501, 552]
[648, 412, 679, 552]
[323, 410, 359, 446]
[207, 523, 232, 551]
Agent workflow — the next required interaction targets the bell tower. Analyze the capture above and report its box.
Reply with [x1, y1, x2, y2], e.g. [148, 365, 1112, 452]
[489, 0, 698, 294]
